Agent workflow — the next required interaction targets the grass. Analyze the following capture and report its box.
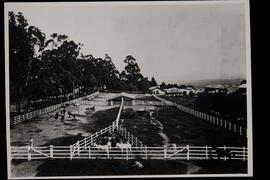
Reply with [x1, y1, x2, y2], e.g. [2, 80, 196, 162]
[135, 96, 160, 101]
[121, 108, 163, 146]
[161, 95, 197, 108]
[11, 159, 247, 177]
[156, 107, 247, 146]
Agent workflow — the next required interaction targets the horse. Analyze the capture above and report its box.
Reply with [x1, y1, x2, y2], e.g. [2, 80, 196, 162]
[93, 143, 110, 151]
[212, 146, 234, 160]
[116, 142, 132, 153]
[86, 106, 95, 111]
[68, 112, 73, 118]
[73, 103, 79, 107]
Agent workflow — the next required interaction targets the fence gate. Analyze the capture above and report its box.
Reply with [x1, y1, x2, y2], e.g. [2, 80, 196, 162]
[165, 146, 188, 160]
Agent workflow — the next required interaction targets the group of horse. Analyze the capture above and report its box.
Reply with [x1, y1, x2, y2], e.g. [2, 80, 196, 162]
[93, 134, 132, 152]
[54, 107, 76, 120]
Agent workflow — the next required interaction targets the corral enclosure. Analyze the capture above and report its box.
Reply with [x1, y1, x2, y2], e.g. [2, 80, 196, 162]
[120, 106, 247, 147]
[10, 92, 248, 177]
[10, 93, 120, 147]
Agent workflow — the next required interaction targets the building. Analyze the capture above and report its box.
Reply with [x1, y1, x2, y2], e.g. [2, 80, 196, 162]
[165, 87, 184, 96]
[238, 83, 247, 95]
[204, 84, 227, 94]
[151, 87, 165, 96]
[107, 92, 136, 105]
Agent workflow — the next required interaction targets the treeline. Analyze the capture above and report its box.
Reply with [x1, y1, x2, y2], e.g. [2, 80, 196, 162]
[195, 91, 247, 123]
[9, 12, 158, 113]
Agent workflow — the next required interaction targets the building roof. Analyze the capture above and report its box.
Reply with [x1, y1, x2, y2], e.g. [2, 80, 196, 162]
[239, 83, 247, 88]
[107, 92, 136, 101]
[227, 86, 239, 94]
[165, 87, 184, 93]
[205, 84, 226, 89]
[152, 88, 165, 92]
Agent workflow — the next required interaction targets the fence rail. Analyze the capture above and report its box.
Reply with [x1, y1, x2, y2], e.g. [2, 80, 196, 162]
[153, 95, 248, 137]
[10, 92, 100, 126]
[71, 99, 124, 157]
[11, 145, 248, 161]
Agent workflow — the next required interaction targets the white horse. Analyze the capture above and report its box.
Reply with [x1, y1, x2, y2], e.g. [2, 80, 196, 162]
[116, 142, 132, 153]
[93, 142, 111, 151]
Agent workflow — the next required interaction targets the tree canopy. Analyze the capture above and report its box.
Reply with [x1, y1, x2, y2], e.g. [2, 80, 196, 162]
[9, 12, 158, 112]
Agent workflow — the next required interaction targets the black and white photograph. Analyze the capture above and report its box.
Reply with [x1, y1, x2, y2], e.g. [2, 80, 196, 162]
[4, 0, 253, 178]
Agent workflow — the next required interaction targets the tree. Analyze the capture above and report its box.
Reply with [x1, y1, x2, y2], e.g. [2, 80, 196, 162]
[123, 55, 143, 85]
[150, 77, 158, 87]
[9, 11, 46, 112]
[160, 82, 167, 89]
[40, 33, 82, 99]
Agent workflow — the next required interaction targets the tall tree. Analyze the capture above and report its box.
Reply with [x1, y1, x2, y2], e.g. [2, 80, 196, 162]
[123, 55, 143, 85]
[150, 77, 158, 87]
[9, 11, 45, 112]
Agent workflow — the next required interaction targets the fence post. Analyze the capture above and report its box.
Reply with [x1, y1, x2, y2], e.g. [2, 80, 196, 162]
[126, 148, 128, 160]
[50, 145, 54, 159]
[77, 141, 80, 156]
[229, 122, 232, 131]
[186, 145, 190, 160]
[164, 146, 167, 160]
[70, 145, 73, 160]
[240, 126, 242, 136]
[243, 146, 246, 161]
[27, 146, 31, 161]
[84, 137, 87, 149]
[135, 137, 138, 147]
[205, 145, 208, 160]
[234, 124, 237, 133]
[224, 146, 227, 161]
[88, 146, 91, 158]
[107, 149, 110, 159]
[145, 145, 148, 160]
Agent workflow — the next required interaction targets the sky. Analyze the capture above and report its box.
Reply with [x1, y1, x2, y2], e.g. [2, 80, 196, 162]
[5, 1, 248, 84]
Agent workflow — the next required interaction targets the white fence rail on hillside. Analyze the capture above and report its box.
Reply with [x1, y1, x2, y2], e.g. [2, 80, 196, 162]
[133, 100, 174, 106]
[116, 125, 145, 148]
[153, 95, 248, 137]
[11, 145, 248, 161]
[71, 100, 124, 157]
[10, 92, 99, 126]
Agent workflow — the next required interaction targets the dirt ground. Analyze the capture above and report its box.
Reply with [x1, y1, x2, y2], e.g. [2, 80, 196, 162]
[9, 93, 248, 177]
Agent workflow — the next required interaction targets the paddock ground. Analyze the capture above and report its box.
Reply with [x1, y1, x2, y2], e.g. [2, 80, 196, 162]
[121, 106, 247, 147]
[10, 92, 248, 177]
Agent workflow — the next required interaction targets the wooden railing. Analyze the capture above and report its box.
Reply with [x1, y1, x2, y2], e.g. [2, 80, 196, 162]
[153, 95, 248, 137]
[10, 92, 99, 126]
[11, 145, 248, 161]
[71, 100, 124, 156]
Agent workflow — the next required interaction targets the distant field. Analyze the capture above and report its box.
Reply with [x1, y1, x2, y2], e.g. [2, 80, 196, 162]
[160, 96, 197, 109]
[135, 96, 160, 101]
[156, 107, 247, 146]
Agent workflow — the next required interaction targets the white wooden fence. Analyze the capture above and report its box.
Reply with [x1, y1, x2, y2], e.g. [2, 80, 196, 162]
[133, 100, 173, 106]
[153, 95, 248, 137]
[11, 145, 248, 161]
[71, 99, 125, 157]
[10, 92, 99, 126]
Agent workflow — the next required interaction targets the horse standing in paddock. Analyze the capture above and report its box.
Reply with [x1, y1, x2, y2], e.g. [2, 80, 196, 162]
[55, 112, 59, 119]
[93, 142, 111, 151]
[68, 112, 73, 118]
[212, 146, 234, 160]
[116, 142, 132, 153]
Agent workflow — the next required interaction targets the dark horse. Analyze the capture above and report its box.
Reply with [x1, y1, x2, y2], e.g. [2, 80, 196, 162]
[212, 146, 234, 160]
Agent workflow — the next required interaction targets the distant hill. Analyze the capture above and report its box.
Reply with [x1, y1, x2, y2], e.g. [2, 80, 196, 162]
[179, 78, 245, 88]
